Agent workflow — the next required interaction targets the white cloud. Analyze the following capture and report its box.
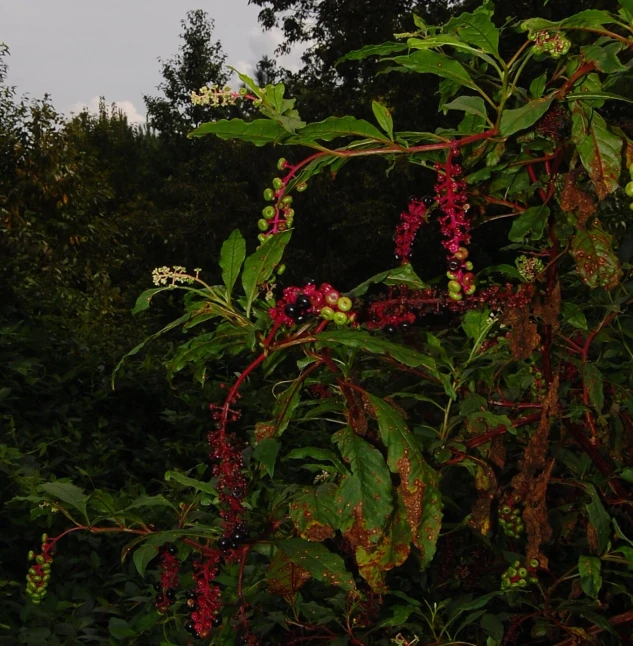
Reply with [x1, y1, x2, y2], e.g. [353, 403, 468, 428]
[69, 96, 146, 124]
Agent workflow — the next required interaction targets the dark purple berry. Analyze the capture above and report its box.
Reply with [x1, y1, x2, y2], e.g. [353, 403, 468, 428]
[213, 615, 222, 627]
[231, 540, 240, 550]
[303, 277, 316, 286]
[185, 621, 196, 634]
[166, 544, 178, 556]
[448, 259, 461, 272]
[236, 524, 249, 539]
[166, 588, 177, 601]
[400, 322, 412, 332]
[284, 303, 297, 317]
[422, 195, 434, 206]
[218, 537, 231, 551]
[295, 294, 311, 309]
[384, 324, 397, 334]
[154, 582, 162, 592]
[295, 314, 307, 324]
[185, 589, 197, 600]
[155, 593, 165, 604]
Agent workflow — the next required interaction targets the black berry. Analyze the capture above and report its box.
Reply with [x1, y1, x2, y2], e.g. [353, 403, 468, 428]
[166, 588, 176, 601]
[231, 530, 244, 544]
[284, 303, 297, 317]
[185, 621, 196, 634]
[422, 195, 434, 206]
[384, 324, 397, 334]
[295, 294, 311, 309]
[448, 259, 461, 272]
[212, 615, 222, 627]
[400, 322, 411, 332]
[304, 277, 315, 286]
[218, 537, 231, 551]
[154, 582, 162, 592]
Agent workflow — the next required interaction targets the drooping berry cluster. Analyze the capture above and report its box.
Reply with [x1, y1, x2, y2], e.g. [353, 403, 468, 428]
[185, 551, 223, 640]
[25, 534, 53, 604]
[434, 149, 475, 299]
[528, 29, 571, 58]
[501, 559, 540, 591]
[364, 286, 438, 331]
[498, 493, 525, 538]
[257, 158, 308, 242]
[154, 543, 180, 614]
[268, 279, 356, 327]
[394, 197, 431, 262]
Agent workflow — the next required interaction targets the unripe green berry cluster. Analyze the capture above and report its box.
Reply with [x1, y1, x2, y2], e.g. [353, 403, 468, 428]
[446, 246, 476, 301]
[25, 534, 53, 604]
[498, 494, 524, 538]
[501, 558, 540, 591]
[516, 254, 544, 282]
[529, 30, 571, 58]
[257, 158, 308, 243]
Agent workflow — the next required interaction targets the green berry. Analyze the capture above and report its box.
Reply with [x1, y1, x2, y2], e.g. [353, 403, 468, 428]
[272, 177, 284, 190]
[41, 534, 48, 543]
[530, 558, 539, 568]
[464, 261, 473, 270]
[529, 576, 539, 584]
[36, 555, 45, 564]
[296, 182, 308, 192]
[263, 188, 274, 201]
[446, 271, 457, 280]
[285, 208, 295, 218]
[257, 233, 267, 244]
[625, 182, 633, 198]
[258, 219, 269, 232]
[502, 506, 512, 515]
[28, 551, 35, 560]
[508, 567, 517, 577]
[464, 284, 476, 296]
[320, 306, 335, 320]
[448, 291, 463, 301]
[518, 568, 528, 578]
[337, 297, 353, 312]
[262, 205, 276, 220]
[333, 312, 348, 325]
[518, 578, 527, 587]
[448, 280, 462, 293]
[253, 99, 262, 107]
[277, 158, 287, 171]
[276, 264, 286, 276]
[281, 195, 293, 205]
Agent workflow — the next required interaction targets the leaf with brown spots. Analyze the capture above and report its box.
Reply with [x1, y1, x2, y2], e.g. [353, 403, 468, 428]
[572, 104, 622, 200]
[571, 225, 622, 289]
[523, 459, 554, 568]
[366, 394, 442, 566]
[277, 538, 356, 592]
[255, 378, 303, 441]
[533, 281, 561, 327]
[469, 464, 497, 537]
[559, 171, 596, 228]
[355, 498, 412, 592]
[290, 483, 339, 542]
[333, 427, 393, 548]
[267, 549, 311, 603]
[501, 306, 540, 360]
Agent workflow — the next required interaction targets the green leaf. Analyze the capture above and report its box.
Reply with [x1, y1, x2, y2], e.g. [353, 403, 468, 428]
[366, 394, 442, 566]
[333, 427, 393, 543]
[133, 543, 159, 578]
[296, 116, 387, 143]
[583, 364, 604, 413]
[220, 230, 246, 300]
[462, 310, 491, 340]
[255, 377, 303, 441]
[508, 206, 550, 243]
[347, 264, 428, 298]
[443, 96, 488, 121]
[189, 118, 289, 146]
[40, 482, 89, 521]
[571, 226, 622, 289]
[585, 484, 611, 554]
[336, 42, 409, 65]
[372, 101, 394, 140]
[316, 329, 436, 373]
[132, 287, 174, 314]
[124, 495, 178, 511]
[108, 617, 136, 640]
[572, 106, 622, 200]
[253, 438, 281, 478]
[444, 6, 500, 55]
[277, 538, 356, 591]
[562, 303, 588, 330]
[242, 231, 292, 316]
[499, 97, 553, 137]
[565, 92, 633, 105]
[530, 73, 547, 99]
[112, 313, 191, 386]
[581, 43, 627, 74]
[285, 447, 347, 473]
[578, 555, 602, 598]
[481, 613, 504, 642]
[388, 50, 476, 90]
[164, 471, 217, 496]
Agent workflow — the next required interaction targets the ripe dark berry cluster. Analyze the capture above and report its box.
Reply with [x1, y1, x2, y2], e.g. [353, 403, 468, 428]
[501, 558, 540, 590]
[155, 543, 180, 614]
[218, 523, 249, 552]
[434, 148, 476, 299]
[498, 494, 524, 538]
[268, 280, 356, 327]
[185, 551, 223, 640]
[25, 534, 53, 604]
[394, 197, 430, 262]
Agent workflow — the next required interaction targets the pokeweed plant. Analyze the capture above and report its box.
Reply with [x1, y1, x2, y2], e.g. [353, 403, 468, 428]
[18, 2, 633, 644]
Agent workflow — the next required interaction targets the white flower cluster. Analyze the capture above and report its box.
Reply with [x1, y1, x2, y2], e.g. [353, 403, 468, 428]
[191, 84, 244, 107]
[151, 266, 201, 286]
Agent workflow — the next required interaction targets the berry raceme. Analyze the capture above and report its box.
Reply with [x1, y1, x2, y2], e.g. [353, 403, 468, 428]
[434, 149, 476, 299]
[501, 559, 540, 591]
[393, 198, 430, 262]
[498, 493, 525, 538]
[154, 543, 180, 614]
[268, 280, 356, 328]
[25, 535, 53, 604]
[529, 29, 571, 59]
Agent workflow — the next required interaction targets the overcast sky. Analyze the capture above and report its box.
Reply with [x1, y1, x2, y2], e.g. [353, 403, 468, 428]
[1, 1, 304, 123]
